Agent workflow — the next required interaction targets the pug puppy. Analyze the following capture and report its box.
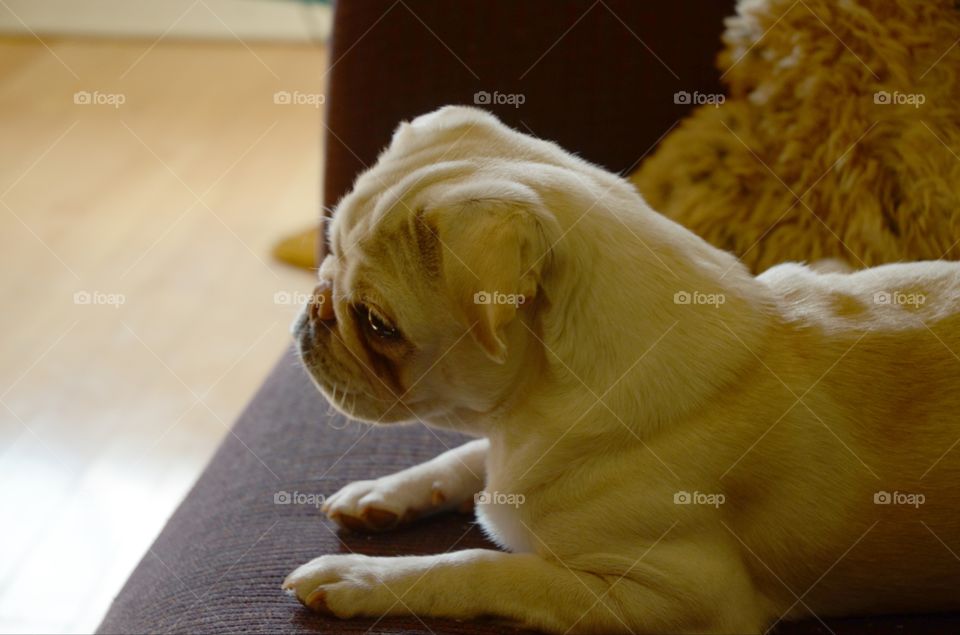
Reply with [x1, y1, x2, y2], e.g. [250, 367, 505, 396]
[284, 106, 960, 634]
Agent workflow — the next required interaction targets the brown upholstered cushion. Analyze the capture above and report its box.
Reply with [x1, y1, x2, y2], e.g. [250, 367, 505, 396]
[97, 351, 960, 633]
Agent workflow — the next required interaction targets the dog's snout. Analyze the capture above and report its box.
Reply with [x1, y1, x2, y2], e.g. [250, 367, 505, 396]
[309, 281, 336, 323]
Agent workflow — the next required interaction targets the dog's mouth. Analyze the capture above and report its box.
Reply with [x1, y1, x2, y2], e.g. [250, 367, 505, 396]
[302, 359, 399, 417]
[295, 329, 407, 426]
[315, 377, 388, 407]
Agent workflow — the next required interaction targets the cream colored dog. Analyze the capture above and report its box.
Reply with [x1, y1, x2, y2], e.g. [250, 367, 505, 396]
[285, 106, 960, 634]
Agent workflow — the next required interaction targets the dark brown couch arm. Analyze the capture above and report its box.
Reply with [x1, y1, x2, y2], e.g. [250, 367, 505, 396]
[321, 0, 733, 234]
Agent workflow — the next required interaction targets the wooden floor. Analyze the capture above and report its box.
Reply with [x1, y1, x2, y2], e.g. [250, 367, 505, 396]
[0, 36, 324, 633]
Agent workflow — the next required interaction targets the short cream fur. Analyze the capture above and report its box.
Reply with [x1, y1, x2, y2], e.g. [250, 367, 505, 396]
[286, 106, 960, 634]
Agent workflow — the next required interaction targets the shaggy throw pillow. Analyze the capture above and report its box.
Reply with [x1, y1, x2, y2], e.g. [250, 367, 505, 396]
[630, 0, 960, 273]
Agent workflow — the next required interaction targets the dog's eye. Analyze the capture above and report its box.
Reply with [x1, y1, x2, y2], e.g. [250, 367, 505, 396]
[358, 304, 400, 339]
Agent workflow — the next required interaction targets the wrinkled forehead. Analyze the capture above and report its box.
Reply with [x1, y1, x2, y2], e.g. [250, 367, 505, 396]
[331, 203, 414, 271]
[326, 183, 441, 307]
[330, 176, 421, 266]
[329, 154, 483, 266]
[324, 106, 531, 286]
[331, 110, 517, 238]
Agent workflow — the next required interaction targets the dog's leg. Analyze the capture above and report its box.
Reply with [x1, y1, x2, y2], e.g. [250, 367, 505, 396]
[321, 438, 487, 532]
[284, 545, 764, 634]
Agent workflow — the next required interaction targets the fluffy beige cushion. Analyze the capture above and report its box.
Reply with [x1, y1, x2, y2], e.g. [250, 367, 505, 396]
[630, 0, 960, 272]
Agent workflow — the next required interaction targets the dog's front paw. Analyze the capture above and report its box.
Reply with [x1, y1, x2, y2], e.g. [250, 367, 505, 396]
[322, 473, 459, 533]
[282, 554, 398, 618]
[321, 479, 421, 532]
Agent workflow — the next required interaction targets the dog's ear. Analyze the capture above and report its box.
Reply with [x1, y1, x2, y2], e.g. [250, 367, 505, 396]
[420, 189, 553, 364]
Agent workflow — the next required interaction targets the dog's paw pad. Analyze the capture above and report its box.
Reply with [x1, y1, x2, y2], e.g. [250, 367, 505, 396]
[362, 507, 399, 530]
[331, 512, 367, 532]
[304, 588, 333, 615]
[323, 478, 447, 532]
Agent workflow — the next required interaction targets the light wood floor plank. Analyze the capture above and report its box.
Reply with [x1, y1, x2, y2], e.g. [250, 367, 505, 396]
[0, 36, 325, 633]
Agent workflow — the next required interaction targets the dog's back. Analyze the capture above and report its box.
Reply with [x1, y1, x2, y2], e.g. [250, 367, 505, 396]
[749, 260, 960, 616]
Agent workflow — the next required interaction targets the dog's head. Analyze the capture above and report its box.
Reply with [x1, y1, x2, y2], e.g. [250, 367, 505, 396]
[294, 107, 559, 425]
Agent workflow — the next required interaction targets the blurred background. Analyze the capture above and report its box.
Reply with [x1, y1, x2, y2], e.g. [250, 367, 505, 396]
[0, 1, 329, 631]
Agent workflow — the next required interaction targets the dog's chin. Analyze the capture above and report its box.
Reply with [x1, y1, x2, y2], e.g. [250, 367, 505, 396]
[299, 356, 412, 424]
[319, 381, 412, 424]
